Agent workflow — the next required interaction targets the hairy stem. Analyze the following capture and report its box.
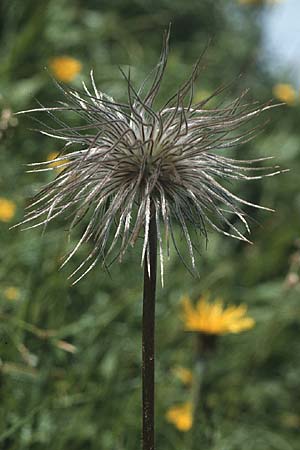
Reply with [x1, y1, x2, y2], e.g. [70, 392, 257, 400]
[142, 206, 157, 450]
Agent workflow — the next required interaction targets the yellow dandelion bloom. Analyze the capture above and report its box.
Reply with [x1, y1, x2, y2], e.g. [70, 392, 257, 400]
[182, 295, 255, 335]
[4, 287, 20, 301]
[193, 89, 211, 104]
[166, 402, 193, 432]
[47, 152, 69, 171]
[173, 366, 193, 386]
[280, 413, 300, 429]
[273, 83, 296, 105]
[49, 56, 82, 82]
[0, 198, 16, 222]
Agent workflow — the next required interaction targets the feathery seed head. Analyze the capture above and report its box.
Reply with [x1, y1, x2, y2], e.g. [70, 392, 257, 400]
[16, 30, 283, 284]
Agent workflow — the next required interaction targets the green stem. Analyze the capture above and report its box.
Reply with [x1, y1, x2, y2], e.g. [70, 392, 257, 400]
[191, 334, 217, 449]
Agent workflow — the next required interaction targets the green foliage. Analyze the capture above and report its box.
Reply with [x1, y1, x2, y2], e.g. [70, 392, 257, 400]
[0, 0, 299, 449]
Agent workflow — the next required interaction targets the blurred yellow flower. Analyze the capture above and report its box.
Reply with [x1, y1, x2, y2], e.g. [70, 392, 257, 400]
[4, 286, 20, 301]
[173, 366, 193, 386]
[47, 152, 69, 170]
[49, 56, 82, 82]
[166, 402, 193, 432]
[0, 198, 16, 222]
[193, 89, 211, 104]
[280, 413, 300, 429]
[182, 295, 255, 335]
[273, 83, 296, 105]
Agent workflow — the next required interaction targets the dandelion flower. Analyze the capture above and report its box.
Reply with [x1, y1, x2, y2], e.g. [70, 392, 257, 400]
[4, 286, 20, 301]
[0, 198, 16, 222]
[47, 151, 69, 171]
[16, 30, 282, 284]
[280, 413, 300, 429]
[173, 366, 193, 385]
[166, 402, 193, 431]
[182, 295, 255, 335]
[49, 56, 82, 82]
[273, 83, 296, 105]
[193, 89, 211, 104]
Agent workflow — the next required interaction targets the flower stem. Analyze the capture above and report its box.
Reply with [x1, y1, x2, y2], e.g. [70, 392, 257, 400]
[142, 206, 157, 450]
[191, 334, 217, 449]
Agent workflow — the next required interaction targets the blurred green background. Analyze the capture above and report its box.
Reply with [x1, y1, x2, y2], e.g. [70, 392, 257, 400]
[0, 0, 299, 449]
